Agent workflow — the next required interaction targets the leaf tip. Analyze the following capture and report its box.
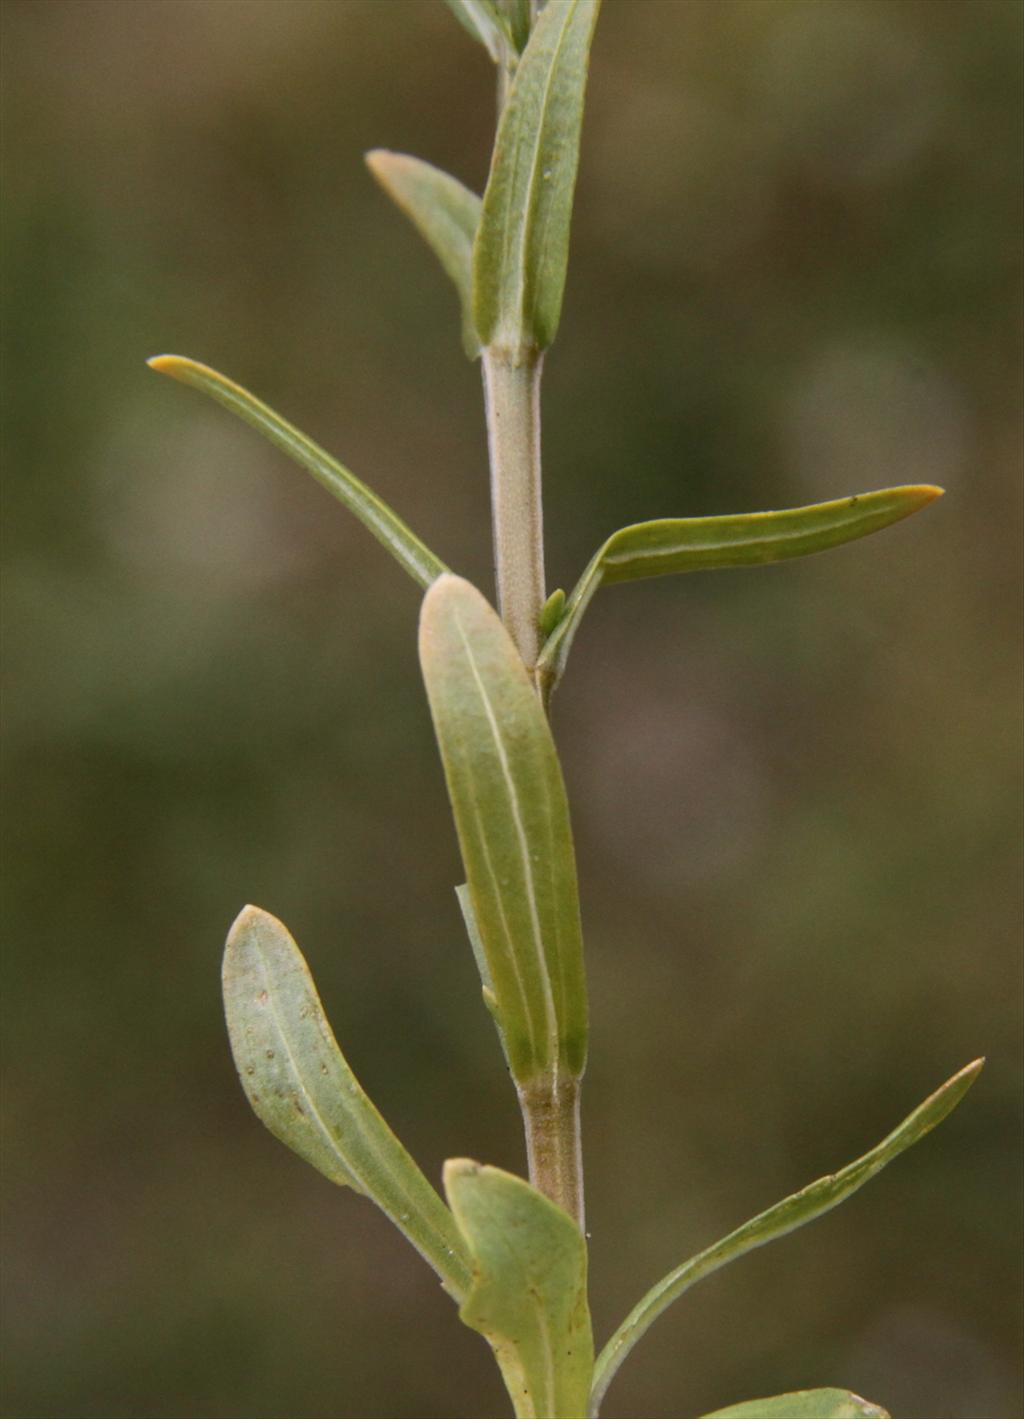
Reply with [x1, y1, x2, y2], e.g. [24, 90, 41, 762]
[420, 570, 484, 623]
[146, 354, 180, 375]
[364, 148, 397, 182]
[443, 1156, 482, 1196]
[228, 901, 264, 930]
[905, 482, 944, 506]
[225, 903, 283, 958]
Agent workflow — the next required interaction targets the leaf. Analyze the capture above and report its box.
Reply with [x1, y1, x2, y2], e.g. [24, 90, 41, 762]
[455, 882, 512, 1067]
[444, 0, 505, 61]
[445, 1159, 593, 1419]
[538, 587, 567, 637]
[365, 151, 483, 358]
[473, 0, 601, 355]
[222, 905, 473, 1300]
[419, 575, 587, 1085]
[147, 356, 449, 589]
[699, 1390, 890, 1419]
[537, 485, 943, 694]
[503, 0, 533, 53]
[589, 1059, 983, 1416]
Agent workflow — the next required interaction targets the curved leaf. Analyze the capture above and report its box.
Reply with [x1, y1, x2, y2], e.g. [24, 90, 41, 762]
[445, 1159, 593, 1419]
[537, 485, 943, 694]
[444, 0, 505, 61]
[419, 575, 587, 1084]
[222, 905, 472, 1299]
[365, 151, 483, 358]
[473, 0, 601, 355]
[699, 1390, 890, 1419]
[147, 356, 449, 589]
[589, 1059, 983, 1416]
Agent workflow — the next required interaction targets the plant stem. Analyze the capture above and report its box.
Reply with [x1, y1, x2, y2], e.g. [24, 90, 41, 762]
[484, 17, 585, 1234]
[517, 1075, 585, 1231]
[482, 346, 546, 672]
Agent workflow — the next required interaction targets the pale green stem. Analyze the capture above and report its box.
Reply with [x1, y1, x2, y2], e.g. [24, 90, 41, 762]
[518, 1075, 584, 1232]
[482, 346, 547, 673]
[485, 25, 585, 1235]
[482, 346, 586, 1223]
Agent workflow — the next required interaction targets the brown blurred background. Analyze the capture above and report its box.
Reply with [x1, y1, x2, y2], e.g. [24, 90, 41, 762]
[2, 2, 1021, 1416]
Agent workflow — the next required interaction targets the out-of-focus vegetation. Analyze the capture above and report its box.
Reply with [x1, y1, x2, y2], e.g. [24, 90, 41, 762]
[2, 2, 1020, 1417]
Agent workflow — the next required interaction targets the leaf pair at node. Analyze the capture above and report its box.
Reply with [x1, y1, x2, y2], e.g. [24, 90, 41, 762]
[148, 353, 942, 702]
[223, 578, 980, 1419]
[373, 0, 601, 361]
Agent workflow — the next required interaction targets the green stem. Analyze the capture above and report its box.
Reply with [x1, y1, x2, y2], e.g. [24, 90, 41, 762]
[517, 1074, 584, 1231]
[484, 21, 584, 1235]
[482, 346, 547, 673]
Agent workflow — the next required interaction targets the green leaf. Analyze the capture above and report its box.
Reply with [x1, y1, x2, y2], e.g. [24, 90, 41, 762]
[699, 1390, 890, 1419]
[444, 0, 505, 61]
[537, 485, 943, 694]
[419, 575, 587, 1084]
[503, 0, 533, 53]
[147, 355, 449, 589]
[222, 905, 473, 1300]
[538, 587, 567, 637]
[365, 151, 483, 358]
[589, 1059, 983, 1416]
[445, 1159, 593, 1419]
[473, 0, 601, 355]
[455, 882, 512, 1067]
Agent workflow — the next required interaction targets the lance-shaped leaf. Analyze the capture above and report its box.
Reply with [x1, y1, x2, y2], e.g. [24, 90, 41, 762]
[419, 575, 587, 1084]
[589, 1059, 983, 1416]
[366, 152, 483, 359]
[537, 485, 943, 694]
[147, 356, 448, 589]
[473, 0, 601, 355]
[445, 1159, 593, 1419]
[444, 0, 505, 61]
[223, 905, 473, 1300]
[699, 1391, 890, 1419]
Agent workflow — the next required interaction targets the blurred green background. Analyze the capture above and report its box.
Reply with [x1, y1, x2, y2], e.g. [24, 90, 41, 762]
[3, 1, 1021, 1416]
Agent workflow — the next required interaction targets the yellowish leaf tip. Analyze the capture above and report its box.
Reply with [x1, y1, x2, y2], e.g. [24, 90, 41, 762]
[365, 150, 415, 190]
[147, 354, 184, 376]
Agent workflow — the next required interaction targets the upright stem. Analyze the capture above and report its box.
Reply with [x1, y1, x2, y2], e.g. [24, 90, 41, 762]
[484, 26, 584, 1233]
[518, 1075, 585, 1232]
[482, 347, 546, 672]
[482, 346, 585, 1226]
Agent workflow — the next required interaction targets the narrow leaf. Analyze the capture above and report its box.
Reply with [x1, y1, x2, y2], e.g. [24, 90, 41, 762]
[590, 1059, 983, 1416]
[538, 485, 943, 694]
[445, 1159, 593, 1419]
[147, 355, 449, 589]
[473, 0, 601, 354]
[699, 1390, 890, 1419]
[365, 151, 483, 358]
[503, 0, 533, 53]
[455, 882, 512, 1067]
[444, 0, 505, 61]
[223, 905, 473, 1299]
[539, 587, 567, 637]
[419, 575, 587, 1084]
